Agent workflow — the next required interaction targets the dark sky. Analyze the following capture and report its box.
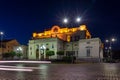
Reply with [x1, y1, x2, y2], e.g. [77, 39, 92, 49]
[0, 0, 120, 49]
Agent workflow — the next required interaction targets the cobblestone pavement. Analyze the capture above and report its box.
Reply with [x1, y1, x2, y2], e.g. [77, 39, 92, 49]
[0, 63, 119, 80]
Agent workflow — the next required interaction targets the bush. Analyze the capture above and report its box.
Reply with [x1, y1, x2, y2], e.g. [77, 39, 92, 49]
[62, 56, 72, 63]
[3, 53, 11, 59]
[46, 50, 55, 59]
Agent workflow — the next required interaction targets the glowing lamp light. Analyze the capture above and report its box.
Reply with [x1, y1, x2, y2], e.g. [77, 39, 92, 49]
[111, 38, 115, 42]
[105, 40, 109, 43]
[40, 45, 46, 49]
[0, 32, 4, 35]
[63, 18, 68, 23]
[76, 17, 81, 22]
[38, 33, 42, 36]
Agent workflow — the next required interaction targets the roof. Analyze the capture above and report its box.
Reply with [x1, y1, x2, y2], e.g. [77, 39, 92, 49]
[1, 39, 16, 42]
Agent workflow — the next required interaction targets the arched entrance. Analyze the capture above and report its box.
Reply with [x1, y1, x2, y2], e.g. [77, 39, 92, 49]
[36, 49, 39, 60]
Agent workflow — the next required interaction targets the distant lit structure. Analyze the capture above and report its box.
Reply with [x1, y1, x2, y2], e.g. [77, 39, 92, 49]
[32, 25, 91, 42]
[28, 25, 103, 62]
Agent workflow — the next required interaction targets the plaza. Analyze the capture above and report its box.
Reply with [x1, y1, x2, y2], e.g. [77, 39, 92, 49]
[0, 62, 119, 80]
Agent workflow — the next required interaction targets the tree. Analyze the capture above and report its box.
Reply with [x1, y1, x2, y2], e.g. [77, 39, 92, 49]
[46, 50, 55, 59]
[3, 53, 11, 59]
[10, 51, 16, 59]
[57, 51, 64, 59]
[16, 53, 22, 59]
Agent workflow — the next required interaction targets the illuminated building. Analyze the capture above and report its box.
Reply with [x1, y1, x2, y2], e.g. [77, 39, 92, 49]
[0, 39, 20, 59]
[32, 25, 91, 42]
[28, 25, 103, 62]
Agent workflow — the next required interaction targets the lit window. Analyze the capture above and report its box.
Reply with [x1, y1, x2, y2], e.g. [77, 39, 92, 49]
[66, 45, 69, 47]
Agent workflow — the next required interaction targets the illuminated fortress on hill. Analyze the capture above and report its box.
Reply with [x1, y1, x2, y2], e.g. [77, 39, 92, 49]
[28, 25, 103, 62]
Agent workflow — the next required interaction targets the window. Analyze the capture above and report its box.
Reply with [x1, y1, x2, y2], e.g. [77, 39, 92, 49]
[30, 47, 32, 50]
[87, 41, 90, 44]
[52, 44, 54, 48]
[46, 43, 49, 45]
[36, 45, 39, 49]
[74, 44, 77, 46]
[66, 44, 69, 47]
[86, 48, 90, 57]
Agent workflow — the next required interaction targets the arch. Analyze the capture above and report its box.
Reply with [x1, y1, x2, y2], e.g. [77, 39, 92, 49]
[51, 25, 60, 33]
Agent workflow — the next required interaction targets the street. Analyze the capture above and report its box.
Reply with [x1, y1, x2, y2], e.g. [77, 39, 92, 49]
[0, 62, 119, 80]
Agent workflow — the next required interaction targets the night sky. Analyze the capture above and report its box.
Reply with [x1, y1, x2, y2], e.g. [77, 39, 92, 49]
[0, 0, 120, 49]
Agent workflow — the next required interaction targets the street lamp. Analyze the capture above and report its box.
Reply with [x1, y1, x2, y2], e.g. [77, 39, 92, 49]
[17, 47, 22, 53]
[76, 17, 81, 22]
[63, 18, 68, 24]
[105, 38, 116, 60]
[0, 32, 4, 59]
[16, 47, 23, 59]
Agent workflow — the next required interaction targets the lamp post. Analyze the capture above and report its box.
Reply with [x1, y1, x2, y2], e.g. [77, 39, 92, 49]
[105, 38, 116, 61]
[17, 47, 23, 59]
[17, 47, 22, 52]
[0, 32, 4, 59]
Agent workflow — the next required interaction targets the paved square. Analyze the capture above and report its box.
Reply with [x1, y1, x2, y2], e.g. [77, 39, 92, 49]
[0, 63, 119, 80]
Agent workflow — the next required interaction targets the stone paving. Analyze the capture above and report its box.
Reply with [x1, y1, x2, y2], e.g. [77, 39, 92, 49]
[0, 63, 119, 80]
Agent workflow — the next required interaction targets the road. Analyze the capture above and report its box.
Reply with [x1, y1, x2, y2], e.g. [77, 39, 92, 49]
[0, 62, 119, 80]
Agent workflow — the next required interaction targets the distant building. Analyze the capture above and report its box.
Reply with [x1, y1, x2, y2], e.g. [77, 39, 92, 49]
[13, 45, 28, 59]
[78, 38, 103, 62]
[28, 25, 103, 62]
[0, 39, 20, 59]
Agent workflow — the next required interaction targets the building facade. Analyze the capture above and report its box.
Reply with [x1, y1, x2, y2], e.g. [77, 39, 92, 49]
[0, 39, 20, 59]
[28, 25, 103, 62]
[78, 38, 103, 62]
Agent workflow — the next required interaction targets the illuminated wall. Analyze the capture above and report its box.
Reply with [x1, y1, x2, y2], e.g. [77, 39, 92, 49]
[32, 25, 91, 42]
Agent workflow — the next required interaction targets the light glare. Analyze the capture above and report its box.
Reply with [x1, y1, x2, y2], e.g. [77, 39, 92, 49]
[0, 61, 51, 63]
[0, 32, 3, 35]
[0, 68, 33, 72]
[63, 18, 68, 23]
[105, 40, 109, 43]
[76, 17, 81, 22]
[111, 38, 115, 42]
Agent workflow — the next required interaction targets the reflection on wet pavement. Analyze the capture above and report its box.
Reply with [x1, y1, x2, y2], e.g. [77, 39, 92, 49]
[0, 63, 119, 80]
